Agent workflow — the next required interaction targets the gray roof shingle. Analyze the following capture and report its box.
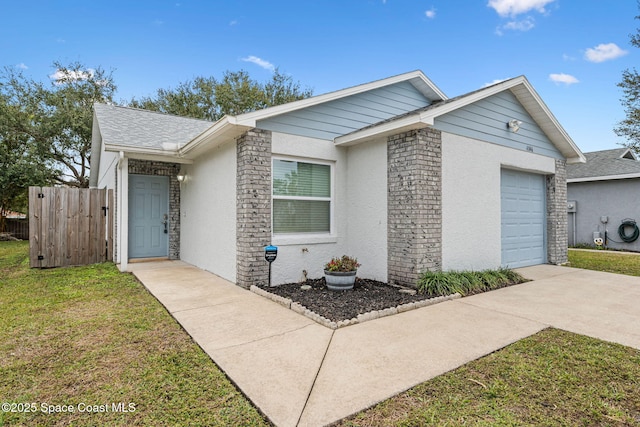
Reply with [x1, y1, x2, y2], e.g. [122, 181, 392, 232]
[567, 148, 640, 180]
[94, 103, 213, 151]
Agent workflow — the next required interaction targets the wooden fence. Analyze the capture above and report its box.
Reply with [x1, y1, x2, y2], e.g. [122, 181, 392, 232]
[3, 218, 29, 240]
[29, 187, 114, 268]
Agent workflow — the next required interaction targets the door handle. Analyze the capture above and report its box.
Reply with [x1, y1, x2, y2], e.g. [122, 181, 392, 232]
[162, 214, 168, 234]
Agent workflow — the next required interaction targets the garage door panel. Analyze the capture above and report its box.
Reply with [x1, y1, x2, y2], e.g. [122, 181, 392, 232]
[501, 169, 546, 268]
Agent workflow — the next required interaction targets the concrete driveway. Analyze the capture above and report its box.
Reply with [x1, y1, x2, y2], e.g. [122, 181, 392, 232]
[130, 262, 640, 427]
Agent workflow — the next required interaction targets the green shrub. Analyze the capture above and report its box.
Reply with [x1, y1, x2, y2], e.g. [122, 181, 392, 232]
[417, 268, 526, 297]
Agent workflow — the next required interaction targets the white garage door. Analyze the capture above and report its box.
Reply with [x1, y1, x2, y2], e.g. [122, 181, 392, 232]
[501, 169, 546, 268]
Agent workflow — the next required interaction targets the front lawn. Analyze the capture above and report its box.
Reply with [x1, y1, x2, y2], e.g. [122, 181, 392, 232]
[0, 241, 268, 426]
[2, 242, 639, 426]
[341, 328, 640, 426]
[568, 248, 640, 276]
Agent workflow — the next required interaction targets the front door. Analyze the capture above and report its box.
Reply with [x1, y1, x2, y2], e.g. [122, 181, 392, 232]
[129, 174, 169, 258]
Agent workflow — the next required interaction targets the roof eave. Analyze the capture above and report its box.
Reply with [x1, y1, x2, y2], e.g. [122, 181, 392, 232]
[103, 143, 194, 164]
[179, 115, 252, 158]
[568, 172, 640, 183]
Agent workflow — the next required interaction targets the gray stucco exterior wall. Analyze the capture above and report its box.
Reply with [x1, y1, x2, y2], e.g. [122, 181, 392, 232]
[568, 178, 640, 252]
[236, 129, 272, 289]
[546, 159, 568, 264]
[387, 127, 442, 287]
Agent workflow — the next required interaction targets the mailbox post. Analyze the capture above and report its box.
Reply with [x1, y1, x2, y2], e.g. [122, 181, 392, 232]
[264, 245, 278, 286]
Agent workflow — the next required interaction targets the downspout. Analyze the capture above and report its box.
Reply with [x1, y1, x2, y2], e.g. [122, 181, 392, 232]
[117, 151, 129, 272]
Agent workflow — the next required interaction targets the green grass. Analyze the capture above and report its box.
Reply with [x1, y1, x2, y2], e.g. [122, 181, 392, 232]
[0, 241, 268, 426]
[3, 242, 640, 426]
[417, 268, 526, 297]
[341, 328, 640, 426]
[568, 248, 640, 276]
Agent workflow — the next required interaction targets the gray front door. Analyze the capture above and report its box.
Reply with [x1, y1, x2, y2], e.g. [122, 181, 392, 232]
[129, 174, 169, 258]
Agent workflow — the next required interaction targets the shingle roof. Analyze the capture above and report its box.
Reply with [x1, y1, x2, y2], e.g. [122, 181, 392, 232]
[94, 103, 213, 151]
[567, 148, 640, 180]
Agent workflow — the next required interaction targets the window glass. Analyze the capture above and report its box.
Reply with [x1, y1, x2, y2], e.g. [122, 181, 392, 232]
[273, 159, 331, 234]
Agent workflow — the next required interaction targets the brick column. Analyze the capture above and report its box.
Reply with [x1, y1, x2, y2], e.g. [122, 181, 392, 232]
[387, 127, 442, 288]
[236, 129, 272, 288]
[547, 159, 568, 264]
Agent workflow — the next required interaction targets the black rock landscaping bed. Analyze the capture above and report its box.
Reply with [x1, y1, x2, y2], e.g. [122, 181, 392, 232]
[256, 277, 448, 325]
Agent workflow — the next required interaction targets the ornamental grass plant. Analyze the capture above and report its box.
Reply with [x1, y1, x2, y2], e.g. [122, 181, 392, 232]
[417, 268, 526, 297]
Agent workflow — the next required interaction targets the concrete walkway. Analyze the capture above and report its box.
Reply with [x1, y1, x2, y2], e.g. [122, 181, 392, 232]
[130, 262, 640, 427]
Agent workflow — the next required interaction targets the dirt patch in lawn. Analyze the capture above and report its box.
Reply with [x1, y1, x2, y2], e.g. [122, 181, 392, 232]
[257, 278, 438, 323]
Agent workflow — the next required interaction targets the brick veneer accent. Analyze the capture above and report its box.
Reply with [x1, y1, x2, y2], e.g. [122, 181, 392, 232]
[236, 129, 272, 289]
[128, 160, 181, 260]
[546, 159, 568, 264]
[387, 128, 442, 287]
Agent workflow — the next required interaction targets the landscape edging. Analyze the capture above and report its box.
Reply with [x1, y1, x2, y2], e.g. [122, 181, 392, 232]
[250, 285, 461, 329]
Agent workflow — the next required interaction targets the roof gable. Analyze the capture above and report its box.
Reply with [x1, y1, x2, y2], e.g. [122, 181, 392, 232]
[255, 80, 434, 140]
[335, 76, 585, 164]
[434, 90, 562, 159]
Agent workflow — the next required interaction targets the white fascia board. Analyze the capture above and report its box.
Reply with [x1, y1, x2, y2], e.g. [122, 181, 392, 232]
[179, 115, 252, 157]
[515, 78, 586, 164]
[568, 173, 640, 183]
[103, 144, 193, 164]
[235, 70, 447, 127]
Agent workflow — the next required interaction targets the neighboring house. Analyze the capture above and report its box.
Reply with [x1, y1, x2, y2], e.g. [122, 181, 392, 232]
[90, 70, 585, 288]
[567, 148, 640, 251]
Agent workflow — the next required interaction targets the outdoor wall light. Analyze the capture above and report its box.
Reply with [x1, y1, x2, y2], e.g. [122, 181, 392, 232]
[177, 174, 186, 183]
[507, 119, 522, 133]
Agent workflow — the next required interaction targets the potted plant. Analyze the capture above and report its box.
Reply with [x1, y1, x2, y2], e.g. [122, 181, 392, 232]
[324, 255, 361, 291]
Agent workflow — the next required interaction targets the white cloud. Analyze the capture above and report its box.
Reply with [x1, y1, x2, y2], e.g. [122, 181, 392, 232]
[501, 16, 535, 32]
[483, 78, 509, 87]
[241, 56, 275, 71]
[229, 19, 238, 26]
[584, 43, 628, 63]
[425, 8, 436, 19]
[16, 63, 28, 70]
[495, 16, 535, 35]
[49, 68, 95, 84]
[549, 73, 579, 85]
[488, 0, 556, 17]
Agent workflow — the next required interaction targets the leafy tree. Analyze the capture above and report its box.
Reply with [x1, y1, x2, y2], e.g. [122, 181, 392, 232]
[616, 7, 640, 150]
[130, 69, 312, 121]
[0, 90, 55, 229]
[0, 61, 116, 189]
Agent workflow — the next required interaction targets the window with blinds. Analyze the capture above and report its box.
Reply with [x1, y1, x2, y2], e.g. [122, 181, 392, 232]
[272, 159, 331, 234]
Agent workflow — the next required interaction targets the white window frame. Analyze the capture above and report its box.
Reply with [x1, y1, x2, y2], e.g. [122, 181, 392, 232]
[271, 156, 336, 245]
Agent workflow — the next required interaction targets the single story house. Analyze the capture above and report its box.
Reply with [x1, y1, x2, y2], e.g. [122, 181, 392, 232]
[90, 70, 585, 288]
[567, 147, 640, 251]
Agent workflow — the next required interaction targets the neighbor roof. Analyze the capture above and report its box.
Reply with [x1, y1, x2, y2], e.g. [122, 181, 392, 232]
[93, 103, 213, 152]
[567, 148, 640, 182]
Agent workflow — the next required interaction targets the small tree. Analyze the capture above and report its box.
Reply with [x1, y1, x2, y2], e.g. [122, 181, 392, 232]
[616, 6, 640, 151]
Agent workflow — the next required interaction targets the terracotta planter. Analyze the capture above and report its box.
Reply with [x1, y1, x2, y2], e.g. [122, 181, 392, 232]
[324, 270, 357, 291]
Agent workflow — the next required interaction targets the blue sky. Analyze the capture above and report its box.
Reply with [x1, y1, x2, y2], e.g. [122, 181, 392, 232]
[1, 0, 637, 153]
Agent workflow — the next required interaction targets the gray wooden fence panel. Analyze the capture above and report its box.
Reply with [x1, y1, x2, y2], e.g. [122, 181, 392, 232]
[29, 187, 113, 268]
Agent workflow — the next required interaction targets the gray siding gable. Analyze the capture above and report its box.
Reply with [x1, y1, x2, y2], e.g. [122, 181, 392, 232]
[256, 81, 432, 140]
[434, 90, 563, 159]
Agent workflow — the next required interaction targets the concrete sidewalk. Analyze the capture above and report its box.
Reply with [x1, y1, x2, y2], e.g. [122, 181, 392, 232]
[131, 262, 640, 427]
